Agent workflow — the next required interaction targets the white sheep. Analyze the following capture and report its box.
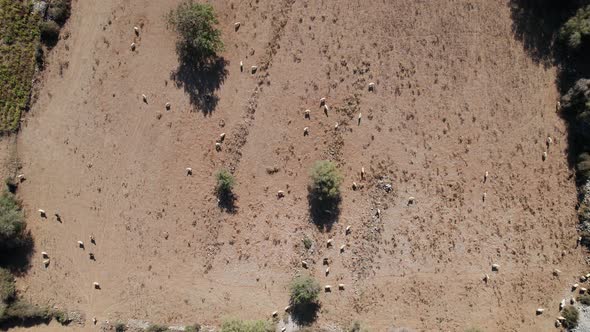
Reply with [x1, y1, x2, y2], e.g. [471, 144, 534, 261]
[338, 284, 345, 290]
[234, 22, 241, 31]
[284, 305, 290, 312]
[483, 274, 489, 283]
[78, 241, 84, 248]
[304, 109, 310, 118]
[560, 299, 566, 310]
[327, 239, 333, 247]
[303, 127, 309, 136]
[484, 171, 488, 182]
[491, 264, 499, 271]
[240, 61, 243, 72]
[572, 283, 579, 290]
[281, 328, 286, 332]
[482, 192, 487, 202]
[301, 260, 308, 268]
[324, 285, 332, 292]
[134, 26, 139, 35]
[323, 104, 330, 113]
[334, 122, 339, 129]
[586, 272, 590, 278]
[251, 66, 257, 74]
[368, 82, 375, 91]
[277, 190, 285, 198]
[325, 267, 330, 275]
[580, 287, 587, 294]
[376, 208, 381, 218]
[340, 244, 345, 253]
[92, 317, 97, 324]
[361, 167, 365, 179]
[547, 136, 553, 146]
[142, 94, 147, 103]
[571, 297, 576, 304]
[345, 225, 351, 234]
[358, 113, 362, 125]
[165, 102, 171, 110]
[581, 275, 588, 282]
[41, 251, 48, 258]
[271, 311, 277, 317]
[542, 151, 547, 161]
[16, 174, 25, 181]
[43, 259, 50, 267]
[93, 282, 100, 289]
[352, 182, 358, 190]
[320, 97, 326, 106]
[131, 42, 136, 51]
[38, 209, 46, 217]
[407, 197, 415, 205]
[553, 269, 562, 276]
[215, 142, 222, 151]
[219, 133, 226, 141]
[536, 308, 544, 315]
[186, 168, 192, 176]
[556, 101, 561, 112]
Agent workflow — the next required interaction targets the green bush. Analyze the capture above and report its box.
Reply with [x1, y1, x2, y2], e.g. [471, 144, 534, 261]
[289, 275, 320, 307]
[220, 319, 273, 332]
[215, 169, 235, 197]
[579, 293, 590, 305]
[302, 236, 312, 250]
[185, 324, 201, 332]
[0, 191, 26, 250]
[562, 305, 579, 329]
[39, 20, 60, 45]
[1, 299, 51, 323]
[0, 268, 15, 303]
[309, 161, 342, 203]
[559, 5, 590, 51]
[48, 0, 71, 26]
[561, 79, 590, 144]
[115, 322, 127, 332]
[53, 310, 70, 325]
[167, 1, 224, 62]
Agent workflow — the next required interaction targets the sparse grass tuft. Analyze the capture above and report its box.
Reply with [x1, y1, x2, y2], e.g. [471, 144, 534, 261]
[220, 319, 273, 332]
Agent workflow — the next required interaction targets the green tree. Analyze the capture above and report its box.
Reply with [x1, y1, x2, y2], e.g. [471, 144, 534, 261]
[167, 1, 224, 62]
[562, 305, 579, 329]
[0, 191, 26, 250]
[215, 169, 235, 197]
[290, 275, 320, 307]
[559, 5, 590, 51]
[309, 161, 342, 203]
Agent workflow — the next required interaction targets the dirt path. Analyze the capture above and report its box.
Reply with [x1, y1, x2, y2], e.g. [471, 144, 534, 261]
[14, 0, 587, 331]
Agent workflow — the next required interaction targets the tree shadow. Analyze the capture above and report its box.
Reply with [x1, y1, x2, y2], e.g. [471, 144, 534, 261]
[307, 192, 340, 232]
[290, 303, 320, 326]
[170, 57, 228, 115]
[217, 192, 237, 214]
[0, 232, 34, 276]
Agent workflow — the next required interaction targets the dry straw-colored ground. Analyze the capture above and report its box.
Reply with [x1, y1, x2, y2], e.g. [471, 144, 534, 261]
[11, 0, 588, 331]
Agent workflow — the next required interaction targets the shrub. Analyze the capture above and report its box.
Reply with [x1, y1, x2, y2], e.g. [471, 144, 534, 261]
[215, 169, 235, 197]
[309, 161, 342, 203]
[185, 324, 201, 332]
[146, 325, 169, 332]
[289, 275, 320, 307]
[302, 236, 312, 250]
[48, 0, 71, 26]
[578, 152, 590, 180]
[220, 319, 273, 332]
[1, 299, 51, 323]
[562, 305, 579, 329]
[348, 321, 370, 332]
[167, 1, 224, 62]
[0, 268, 15, 303]
[579, 293, 590, 305]
[115, 322, 127, 332]
[561, 79, 590, 145]
[39, 20, 60, 45]
[0, 191, 26, 250]
[53, 310, 71, 325]
[559, 5, 590, 51]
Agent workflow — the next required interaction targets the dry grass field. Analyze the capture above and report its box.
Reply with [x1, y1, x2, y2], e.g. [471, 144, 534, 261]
[9, 0, 588, 331]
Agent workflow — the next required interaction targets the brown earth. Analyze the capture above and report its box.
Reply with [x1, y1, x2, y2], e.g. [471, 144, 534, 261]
[11, 0, 588, 331]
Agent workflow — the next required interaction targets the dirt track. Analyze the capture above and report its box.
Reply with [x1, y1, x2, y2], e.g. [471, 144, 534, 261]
[13, 0, 588, 331]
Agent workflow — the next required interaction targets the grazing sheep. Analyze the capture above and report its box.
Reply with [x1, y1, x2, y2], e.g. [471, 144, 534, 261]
[352, 182, 358, 190]
[361, 167, 365, 179]
[324, 285, 332, 292]
[304, 109, 310, 119]
[558, 316, 566, 322]
[281, 328, 286, 332]
[553, 269, 562, 276]
[93, 282, 100, 289]
[571, 297, 576, 304]
[345, 225, 351, 234]
[165, 102, 171, 110]
[41, 251, 48, 258]
[556, 101, 561, 112]
[234, 22, 241, 31]
[302, 260, 308, 268]
[142, 94, 147, 103]
[320, 98, 326, 106]
[215, 142, 222, 151]
[78, 241, 84, 249]
[271, 311, 277, 317]
[581, 275, 588, 282]
[186, 168, 192, 176]
[555, 320, 561, 328]
[546, 136, 553, 147]
[323, 104, 329, 114]
[251, 66, 257, 74]
[358, 113, 362, 125]
[407, 197, 415, 205]
[89, 253, 95, 260]
[376, 208, 381, 218]
[43, 259, 50, 267]
[39, 209, 46, 218]
[482, 192, 487, 202]
[325, 267, 330, 276]
[16, 174, 25, 182]
[134, 26, 139, 35]
[55, 213, 62, 222]
[277, 190, 285, 198]
[586, 272, 590, 278]
[542, 151, 547, 161]
[219, 133, 226, 141]
[560, 299, 566, 311]
[484, 171, 488, 183]
[240, 61, 243, 72]
[303, 127, 309, 136]
[327, 239, 333, 247]
[536, 308, 544, 315]
[483, 274, 489, 283]
[491, 264, 499, 272]
[323, 257, 329, 265]
[340, 244, 345, 253]
[131, 42, 136, 51]
[334, 122, 339, 129]
[368, 82, 375, 91]
[338, 284, 345, 290]
[580, 287, 587, 294]
[90, 235, 95, 244]
[92, 317, 97, 325]
[572, 283, 579, 291]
